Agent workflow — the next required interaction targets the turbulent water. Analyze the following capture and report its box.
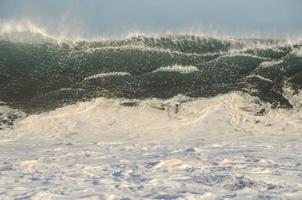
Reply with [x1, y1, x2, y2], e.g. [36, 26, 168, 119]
[0, 32, 301, 115]
[1, 31, 302, 199]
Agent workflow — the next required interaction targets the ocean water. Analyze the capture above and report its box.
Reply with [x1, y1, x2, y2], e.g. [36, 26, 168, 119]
[0, 28, 302, 199]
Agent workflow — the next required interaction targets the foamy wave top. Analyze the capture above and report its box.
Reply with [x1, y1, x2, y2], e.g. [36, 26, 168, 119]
[152, 65, 199, 74]
[83, 72, 131, 81]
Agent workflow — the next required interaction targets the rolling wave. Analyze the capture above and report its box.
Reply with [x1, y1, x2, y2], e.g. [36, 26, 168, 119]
[0, 31, 301, 114]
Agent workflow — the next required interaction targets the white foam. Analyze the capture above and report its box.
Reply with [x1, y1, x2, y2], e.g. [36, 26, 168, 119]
[260, 60, 283, 67]
[83, 72, 131, 81]
[292, 48, 302, 57]
[2, 92, 301, 143]
[152, 65, 199, 74]
[246, 74, 273, 83]
[18, 160, 42, 173]
[1, 93, 302, 199]
[283, 87, 302, 110]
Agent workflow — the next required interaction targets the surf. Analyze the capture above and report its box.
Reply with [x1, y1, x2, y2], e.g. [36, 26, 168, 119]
[0, 29, 301, 116]
[1, 92, 301, 143]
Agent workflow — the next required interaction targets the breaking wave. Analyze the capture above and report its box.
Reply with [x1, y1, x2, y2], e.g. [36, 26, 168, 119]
[0, 30, 301, 116]
[1, 92, 301, 142]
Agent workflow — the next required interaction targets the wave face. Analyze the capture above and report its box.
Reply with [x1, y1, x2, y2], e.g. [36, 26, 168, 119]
[0, 32, 301, 113]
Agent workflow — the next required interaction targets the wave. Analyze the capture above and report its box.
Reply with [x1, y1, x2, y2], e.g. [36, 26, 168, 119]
[0, 31, 301, 114]
[2, 92, 301, 142]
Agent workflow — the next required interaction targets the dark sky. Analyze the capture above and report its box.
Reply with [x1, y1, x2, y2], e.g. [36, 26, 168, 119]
[0, 0, 301, 38]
